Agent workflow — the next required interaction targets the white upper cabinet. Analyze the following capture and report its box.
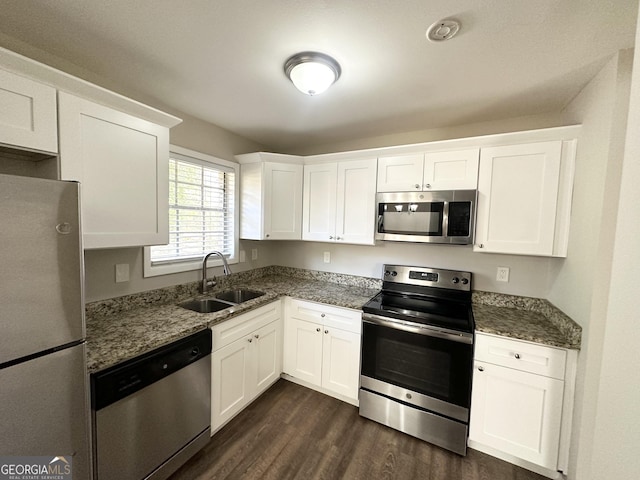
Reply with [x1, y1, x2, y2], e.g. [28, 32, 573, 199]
[474, 140, 576, 256]
[237, 153, 303, 240]
[302, 158, 377, 245]
[377, 153, 424, 191]
[0, 67, 57, 153]
[377, 149, 479, 192]
[424, 148, 479, 190]
[58, 92, 171, 249]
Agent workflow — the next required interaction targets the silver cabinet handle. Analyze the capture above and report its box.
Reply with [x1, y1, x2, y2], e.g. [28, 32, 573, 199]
[316, 327, 321, 332]
[248, 338, 253, 343]
[477, 366, 484, 372]
[414, 183, 420, 189]
[336, 236, 342, 240]
[477, 243, 484, 248]
[324, 329, 329, 334]
[320, 313, 325, 318]
[254, 334, 260, 339]
[424, 183, 431, 189]
[514, 353, 521, 359]
[265, 234, 270, 238]
[329, 236, 334, 239]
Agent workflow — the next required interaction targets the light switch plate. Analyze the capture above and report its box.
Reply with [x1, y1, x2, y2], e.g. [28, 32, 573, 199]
[115, 263, 130, 283]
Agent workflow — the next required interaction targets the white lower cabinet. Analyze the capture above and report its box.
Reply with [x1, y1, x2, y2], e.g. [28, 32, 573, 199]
[210, 301, 282, 433]
[469, 333, 577, 478]
[283, 298, 361, 404]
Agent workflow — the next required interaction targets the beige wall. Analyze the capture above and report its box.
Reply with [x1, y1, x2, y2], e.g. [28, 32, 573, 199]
[589, 21, 640, 478]
[539, 51, 633, 479]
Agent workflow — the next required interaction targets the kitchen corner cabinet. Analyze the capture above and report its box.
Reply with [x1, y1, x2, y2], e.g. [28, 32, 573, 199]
[283, 298, 361, 404]
[210, 301, 282, 433]
[469, 333, 577, 477]
[0, 67, 58, 153]
[474, 140, 576, 257]
[58, 91, 170, 249]
[302, 158, 377, 245]
[377, 148, 479, 192]
[237, 152, 303, 240]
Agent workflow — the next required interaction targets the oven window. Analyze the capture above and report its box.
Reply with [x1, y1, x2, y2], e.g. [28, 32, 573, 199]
[361, 322, 472, 408]
[378, 202, 444, 236]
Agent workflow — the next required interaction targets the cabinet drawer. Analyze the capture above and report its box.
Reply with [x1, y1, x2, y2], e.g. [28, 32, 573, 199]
[212, 301, 281, 351]
[475, 333, 566, 380]
[287, 298, 361, 334]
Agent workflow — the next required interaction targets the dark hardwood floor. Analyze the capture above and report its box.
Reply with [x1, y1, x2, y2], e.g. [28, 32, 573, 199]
[169, 380, 546, 480]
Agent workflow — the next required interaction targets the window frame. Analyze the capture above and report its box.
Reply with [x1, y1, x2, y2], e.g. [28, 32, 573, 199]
[143, 145, 239, 278]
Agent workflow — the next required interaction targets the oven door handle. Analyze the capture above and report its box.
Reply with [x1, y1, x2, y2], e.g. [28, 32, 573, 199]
[362, 313, 473, 344]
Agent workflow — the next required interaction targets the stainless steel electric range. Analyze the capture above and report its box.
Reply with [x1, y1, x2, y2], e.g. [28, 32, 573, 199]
[359, 264, 474, 455]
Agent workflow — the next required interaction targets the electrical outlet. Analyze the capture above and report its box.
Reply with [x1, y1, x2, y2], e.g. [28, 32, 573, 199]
[323, 251, 331, 263]
[115, 263, 130, 283]
[251, 248, 258, 261]
[496, 266, 510, 282]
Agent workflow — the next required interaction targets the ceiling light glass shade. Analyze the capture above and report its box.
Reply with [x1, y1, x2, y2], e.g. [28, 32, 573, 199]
[284, 52, 341, 96]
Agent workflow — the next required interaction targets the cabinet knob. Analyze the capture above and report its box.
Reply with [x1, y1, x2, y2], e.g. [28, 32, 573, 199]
[248, 338, 253, 343]
[336, 236, 342, 240]
[266, 234, 270, 238]
[324, 329, 329, 334]
[406, 393, 412, 400]
[424, 183, 431, 189]
[477, 366, 484, 372]
[316, 327, 321, 332]
[321, 313, 326, 318]
[477, 243, 484, 248]
[514, 353, 521, 359]
[254, 334, 260, 339]
[414, 184, 420, 189]
[329, 236, 334, 239]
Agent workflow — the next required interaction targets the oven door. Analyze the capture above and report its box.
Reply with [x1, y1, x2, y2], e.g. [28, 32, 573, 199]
[360, 315, 473, 421]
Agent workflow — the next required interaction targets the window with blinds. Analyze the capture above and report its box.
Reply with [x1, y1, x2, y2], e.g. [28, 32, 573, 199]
[149, 151, 236, 267]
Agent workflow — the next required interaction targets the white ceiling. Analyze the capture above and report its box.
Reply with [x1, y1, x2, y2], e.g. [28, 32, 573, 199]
[0, 1, 637, 152]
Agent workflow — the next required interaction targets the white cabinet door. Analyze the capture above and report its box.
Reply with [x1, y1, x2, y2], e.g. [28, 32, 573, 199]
[302, 162, 337, 242]
[0, 68, 57, 153]
[470, 361, 564, 470]
[377, 154, 424, 192]
[322, 327, 361, 400]
[335, 158, 377, 245]
[253, 320, 283, 395]
[424, 148, 479, 190]
[474, 141, 562, 256]
[211, 337, 251, 431]
[264, 162, 303, 240]
[58, 91, 169, 249]
[283, 317, 323, 387]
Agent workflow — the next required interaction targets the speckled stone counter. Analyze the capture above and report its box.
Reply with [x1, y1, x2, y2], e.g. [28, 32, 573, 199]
[86, 266, 582, 373]
[86, 266, 381, 373]
[472, 291, 582, 349]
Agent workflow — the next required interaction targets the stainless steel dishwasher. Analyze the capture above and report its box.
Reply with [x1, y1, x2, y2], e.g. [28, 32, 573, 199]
[91, 329, 212, 480]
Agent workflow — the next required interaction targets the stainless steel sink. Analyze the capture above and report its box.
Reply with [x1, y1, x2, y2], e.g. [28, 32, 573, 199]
[178, 298, 235, 313]
[215, 289, 265, 303]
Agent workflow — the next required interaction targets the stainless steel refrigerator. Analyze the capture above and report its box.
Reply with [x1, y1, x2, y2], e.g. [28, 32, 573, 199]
[0, 174, 90, 479]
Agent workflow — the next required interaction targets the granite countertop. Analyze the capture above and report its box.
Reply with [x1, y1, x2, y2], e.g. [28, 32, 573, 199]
[86, 266, 582, 374]
[86, 267, 380, 373]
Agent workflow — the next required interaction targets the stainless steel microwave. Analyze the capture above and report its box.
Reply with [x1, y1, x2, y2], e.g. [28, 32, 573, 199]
[376, 190, 476, 244]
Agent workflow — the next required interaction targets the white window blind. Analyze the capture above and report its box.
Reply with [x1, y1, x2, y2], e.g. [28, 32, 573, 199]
[150, 152, 236, 265]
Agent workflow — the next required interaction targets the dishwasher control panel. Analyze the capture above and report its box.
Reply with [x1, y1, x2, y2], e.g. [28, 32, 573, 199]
[91, 329, 212, 410]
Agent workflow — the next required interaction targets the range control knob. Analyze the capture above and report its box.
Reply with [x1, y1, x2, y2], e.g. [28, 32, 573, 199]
[391, 271, 398, 277]
[384, 270, 391, 276]
[461, 278, 469, 285]
[452, 277, 460, 284]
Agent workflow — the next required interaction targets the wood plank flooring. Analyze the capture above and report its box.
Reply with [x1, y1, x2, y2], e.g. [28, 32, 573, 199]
[169, 380, 547, 480]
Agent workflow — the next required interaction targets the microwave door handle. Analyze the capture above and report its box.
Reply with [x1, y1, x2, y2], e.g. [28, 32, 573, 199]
[377, 214, 384, 233]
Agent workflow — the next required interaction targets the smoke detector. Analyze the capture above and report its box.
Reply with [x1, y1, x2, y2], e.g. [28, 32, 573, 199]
[426, 19, 461, 42]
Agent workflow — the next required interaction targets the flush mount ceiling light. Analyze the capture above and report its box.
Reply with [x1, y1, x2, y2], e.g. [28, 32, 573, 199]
[284, 51, 341, 96]
[426, 19, 461, 42]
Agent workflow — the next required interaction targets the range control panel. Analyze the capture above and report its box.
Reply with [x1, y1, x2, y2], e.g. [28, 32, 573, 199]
[383, 264, 472, 291]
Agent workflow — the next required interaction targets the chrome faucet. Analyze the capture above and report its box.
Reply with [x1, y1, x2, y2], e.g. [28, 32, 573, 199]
[201, 251, 232, 294]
